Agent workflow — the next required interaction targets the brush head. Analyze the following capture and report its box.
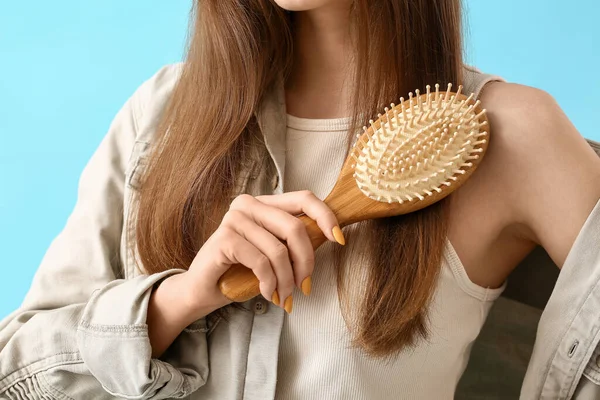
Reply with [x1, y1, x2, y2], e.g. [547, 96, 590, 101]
[350, 83, 488, 205]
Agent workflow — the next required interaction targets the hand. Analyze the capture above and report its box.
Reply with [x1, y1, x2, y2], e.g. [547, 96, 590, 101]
[183, 190, 343, 317]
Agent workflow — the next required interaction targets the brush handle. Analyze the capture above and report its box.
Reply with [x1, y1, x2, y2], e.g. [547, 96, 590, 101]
[217, 214, 328, 302]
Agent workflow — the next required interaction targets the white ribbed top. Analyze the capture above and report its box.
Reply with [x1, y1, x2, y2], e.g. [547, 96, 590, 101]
[276, 114, 505, 399]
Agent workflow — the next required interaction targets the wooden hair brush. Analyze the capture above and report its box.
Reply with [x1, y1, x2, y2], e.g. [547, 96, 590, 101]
[218, 83, 489, 302]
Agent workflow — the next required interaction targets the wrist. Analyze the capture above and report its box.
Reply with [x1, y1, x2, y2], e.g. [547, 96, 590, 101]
[154, 271, 224, 325]
[150, 273, 200, 329]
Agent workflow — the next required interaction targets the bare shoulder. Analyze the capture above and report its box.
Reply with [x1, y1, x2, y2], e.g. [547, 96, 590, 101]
[466, 81, 600, 268]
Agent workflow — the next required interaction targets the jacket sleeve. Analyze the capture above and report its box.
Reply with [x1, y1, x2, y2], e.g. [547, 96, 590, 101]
[0, 64, 210, 400]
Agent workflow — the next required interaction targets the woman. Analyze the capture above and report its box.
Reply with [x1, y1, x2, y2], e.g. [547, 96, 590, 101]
[1, 0, 599, 399]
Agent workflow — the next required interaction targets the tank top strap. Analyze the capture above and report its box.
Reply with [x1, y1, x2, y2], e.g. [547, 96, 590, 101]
[462, 64, 506, 98]
[443, 238, 507, 302]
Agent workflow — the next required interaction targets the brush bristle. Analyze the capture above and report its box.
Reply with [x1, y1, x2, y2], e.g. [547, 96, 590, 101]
[350, 83, 488, 204]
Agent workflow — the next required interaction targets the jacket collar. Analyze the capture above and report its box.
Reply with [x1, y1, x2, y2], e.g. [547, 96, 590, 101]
[255, 77, 287, 194]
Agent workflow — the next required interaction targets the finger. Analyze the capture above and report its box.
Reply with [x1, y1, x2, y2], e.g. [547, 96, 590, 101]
[230, 200, 315, 290]
[214, 228, 278, 301]
[254, 190, 340, 243]
[224, 211, 295, 305]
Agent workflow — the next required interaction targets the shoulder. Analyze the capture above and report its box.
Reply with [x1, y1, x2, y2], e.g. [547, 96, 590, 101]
[476, 82, 568, 186]
[477, 81, 600, 265]
[479, 81, 564, 139]
[477, 81, 599, 198]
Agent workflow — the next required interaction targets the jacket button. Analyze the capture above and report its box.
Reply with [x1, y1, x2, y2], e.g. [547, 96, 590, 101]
[271, 174, 279, 190]
[254, 298, 268, 315]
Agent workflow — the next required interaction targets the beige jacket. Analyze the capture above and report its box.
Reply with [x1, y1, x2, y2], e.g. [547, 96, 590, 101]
[1, 63, 599, 399]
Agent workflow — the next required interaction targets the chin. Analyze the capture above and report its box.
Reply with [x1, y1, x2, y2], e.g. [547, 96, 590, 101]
[272, 0, 340, 11]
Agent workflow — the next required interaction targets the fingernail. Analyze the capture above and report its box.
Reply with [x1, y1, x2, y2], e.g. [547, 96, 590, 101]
[272, 290, 280, 306]
[284, 295, 293, 314]
[332, 226, 345, 246]
[301, 276, 312, 296]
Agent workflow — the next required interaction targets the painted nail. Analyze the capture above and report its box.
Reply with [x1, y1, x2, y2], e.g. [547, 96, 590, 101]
[301, 276, 312, 296]
[332, 226, 345, 246]
[284, 295, 293, 314]
[272, 290, 280, 306]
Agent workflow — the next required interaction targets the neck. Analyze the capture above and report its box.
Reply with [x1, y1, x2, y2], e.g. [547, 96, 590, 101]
[285, 4, 354, 119]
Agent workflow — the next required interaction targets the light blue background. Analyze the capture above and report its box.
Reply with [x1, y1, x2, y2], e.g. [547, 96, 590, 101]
[0, 1, 598, 319]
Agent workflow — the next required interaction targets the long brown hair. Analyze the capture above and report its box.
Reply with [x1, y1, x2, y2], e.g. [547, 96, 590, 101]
[135, 0, 463, 358]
